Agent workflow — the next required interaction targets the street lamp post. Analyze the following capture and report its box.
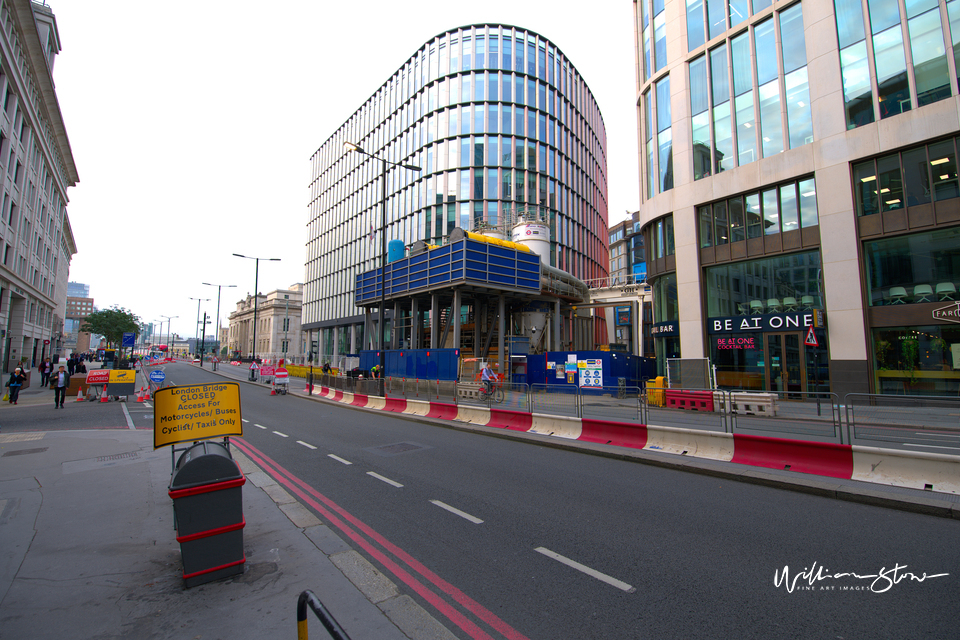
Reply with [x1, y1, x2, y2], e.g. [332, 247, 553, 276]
[161, 315, 178, 356]
[233, 254, 280, 364]
[202, 282, 237, 371]
[188, 297, 210, 365]
[343, 141, 421, 395]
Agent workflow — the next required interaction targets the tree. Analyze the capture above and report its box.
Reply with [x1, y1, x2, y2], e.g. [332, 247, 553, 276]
[80, 306, 142, 348]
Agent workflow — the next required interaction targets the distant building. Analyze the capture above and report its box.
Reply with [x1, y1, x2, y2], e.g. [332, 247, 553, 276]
[0, 1, 79, 370]
[64, 294, 94, 355]
[66, 281, 89, 298]
[228, 284, 304, 362]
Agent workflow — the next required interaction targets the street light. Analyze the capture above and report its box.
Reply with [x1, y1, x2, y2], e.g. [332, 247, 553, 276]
[188, 297, 210, 362]
[202, 282, 237, 369]
[160, 315, 178, 355]
[343, 141, 421, 394]
[233, 254, 280, 364]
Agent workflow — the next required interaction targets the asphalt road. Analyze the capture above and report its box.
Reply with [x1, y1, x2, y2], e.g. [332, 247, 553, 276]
[19, 363, 960, 639]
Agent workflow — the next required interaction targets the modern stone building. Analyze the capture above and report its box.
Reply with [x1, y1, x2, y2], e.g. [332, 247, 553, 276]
[0, 1, 78, 371]
[635, 0, 960, 397]
[305, 24, 609, 364]
[227, 284, 305, 363]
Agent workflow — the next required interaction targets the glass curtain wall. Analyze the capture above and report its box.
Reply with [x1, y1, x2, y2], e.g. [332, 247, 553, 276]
[657, 76, 674, 192]
[870, 0, 912, 118]
[699, 177, 819, 248]
[688, 3, 812, 181]
[852, 136, 960, 215]
[907, 0, 951, 106]
[306, 25, 609, 328]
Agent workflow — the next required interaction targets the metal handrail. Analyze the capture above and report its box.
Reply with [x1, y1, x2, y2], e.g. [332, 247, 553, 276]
[297, 590, 351, 640]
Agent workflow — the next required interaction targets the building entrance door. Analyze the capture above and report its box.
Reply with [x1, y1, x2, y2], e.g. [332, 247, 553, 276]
[765, 333, 805, 397]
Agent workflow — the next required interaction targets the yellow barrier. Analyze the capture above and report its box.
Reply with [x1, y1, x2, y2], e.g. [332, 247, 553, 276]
[647, 376, 666, 407]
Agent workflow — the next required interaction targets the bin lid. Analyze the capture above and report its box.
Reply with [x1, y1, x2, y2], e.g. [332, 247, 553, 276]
[169, 441, 242, 491]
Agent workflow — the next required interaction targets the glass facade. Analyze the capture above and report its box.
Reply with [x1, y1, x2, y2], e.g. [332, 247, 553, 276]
[872, 325, 960, 395]
[306, 25, 608, 331]
[698, 177, 818, 248]
[704, 250, 823, 317]
[688, 3, 812, 181]
[852, 136, 960, 215]
[836, 0, 958, 129]
[863, 227, 960, 306]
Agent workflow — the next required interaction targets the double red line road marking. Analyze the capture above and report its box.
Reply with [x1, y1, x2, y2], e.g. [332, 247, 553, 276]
[231, 438, 530, 640]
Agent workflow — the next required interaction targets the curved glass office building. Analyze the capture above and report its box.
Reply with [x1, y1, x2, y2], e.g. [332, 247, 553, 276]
[305, 24, 608, 360]
[637, 0, 960, 397]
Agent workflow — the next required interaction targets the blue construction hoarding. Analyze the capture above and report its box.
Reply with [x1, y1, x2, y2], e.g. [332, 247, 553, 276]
[359, 348, 460, 380]
[355, 238, 540, 303]
[525, 351, 655, 389]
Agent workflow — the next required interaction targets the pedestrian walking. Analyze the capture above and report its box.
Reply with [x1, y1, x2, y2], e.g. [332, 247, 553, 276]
[53, 365, 71, 408]
[6, 367, 26, 404]
[67, 355, 76, 375]
[40, 358, 53, 387]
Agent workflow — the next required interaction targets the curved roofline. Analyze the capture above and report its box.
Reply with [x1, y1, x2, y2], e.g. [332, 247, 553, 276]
[312, 22, 607, 157]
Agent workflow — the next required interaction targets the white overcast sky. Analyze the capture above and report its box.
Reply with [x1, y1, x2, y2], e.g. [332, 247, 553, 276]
[51, 0, 639, 341]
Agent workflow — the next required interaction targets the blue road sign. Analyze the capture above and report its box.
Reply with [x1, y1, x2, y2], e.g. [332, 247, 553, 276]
[122, 332, 136, 348]
[149, 370, 166, 383]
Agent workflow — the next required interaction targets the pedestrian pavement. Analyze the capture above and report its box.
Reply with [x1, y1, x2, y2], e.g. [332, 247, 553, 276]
[0, 380, 456, 640]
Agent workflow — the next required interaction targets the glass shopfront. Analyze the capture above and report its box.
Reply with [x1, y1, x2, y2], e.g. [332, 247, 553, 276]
[871, 323, 960, 395]
[653, 273, 680, 375]
[704, 251, 829, 393]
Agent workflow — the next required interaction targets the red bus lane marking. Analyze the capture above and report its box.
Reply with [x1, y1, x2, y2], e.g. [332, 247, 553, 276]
[233, 439, 530, 640]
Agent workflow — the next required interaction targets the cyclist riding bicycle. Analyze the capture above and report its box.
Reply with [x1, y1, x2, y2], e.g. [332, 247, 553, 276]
[481, 362, 496, 395]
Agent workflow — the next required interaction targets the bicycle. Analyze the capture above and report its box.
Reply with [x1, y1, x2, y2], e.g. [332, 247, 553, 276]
[478, 381, 504, 404]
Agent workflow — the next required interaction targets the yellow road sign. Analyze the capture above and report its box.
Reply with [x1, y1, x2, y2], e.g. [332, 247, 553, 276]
[153, 382, 242, 449]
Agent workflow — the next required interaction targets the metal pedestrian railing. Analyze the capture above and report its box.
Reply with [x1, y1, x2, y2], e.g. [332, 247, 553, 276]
[844, 393, 960, 448]
[301, 369, 960, 452]
[297, 590, 351, 640]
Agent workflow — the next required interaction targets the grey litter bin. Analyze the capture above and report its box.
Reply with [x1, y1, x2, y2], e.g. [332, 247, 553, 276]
[168, 441, 246, 587]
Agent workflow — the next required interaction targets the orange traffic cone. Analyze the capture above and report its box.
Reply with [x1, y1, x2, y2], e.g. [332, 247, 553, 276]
[75, 387, 84, 402]
[100, 385, 109, 402]
[144, 387, 151, 401]
[136, 387, 144, 402]
[270, 388, 276, 396]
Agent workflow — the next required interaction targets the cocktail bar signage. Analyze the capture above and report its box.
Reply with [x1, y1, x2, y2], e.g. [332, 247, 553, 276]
[708, 311, 819, 334]
[651, 321, 679, 337]
[716, 336, 757, 349]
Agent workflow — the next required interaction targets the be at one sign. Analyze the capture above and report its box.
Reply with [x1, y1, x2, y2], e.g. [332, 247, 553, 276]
[153, 382, 242, 449]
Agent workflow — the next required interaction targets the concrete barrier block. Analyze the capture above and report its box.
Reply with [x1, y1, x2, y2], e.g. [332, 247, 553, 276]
[529, 413, 582, 439]
[456, 405, 491, 425]
[341, 391, 354, 405]
[852, 446, 960, 494]
[366, 397, 386, 410]
[405, 399, 431, 416]
[644, 425, 735, 461]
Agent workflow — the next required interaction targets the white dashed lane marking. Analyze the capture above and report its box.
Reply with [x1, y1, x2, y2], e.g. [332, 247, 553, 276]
[297, 441, 317, 450]
[273, 431, 289, 438]
[367, 472, 403, 488]
[328, 454, 352, 465]
[534, 547, 635, 593]
[255, 424, 267, 429]
[430, 500, 484, 524]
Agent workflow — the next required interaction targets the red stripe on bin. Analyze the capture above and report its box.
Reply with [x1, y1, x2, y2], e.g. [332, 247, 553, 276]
[427, 402, 458, 420]
[731, 434, 853, 479]
[579, 419, 648, 449]
[176, 517, 246, 543]
[168, 474, 246, 499]
[487, 409, 532, 431]
[182, 556, 247, 580]
[383, 397, 407, 412]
